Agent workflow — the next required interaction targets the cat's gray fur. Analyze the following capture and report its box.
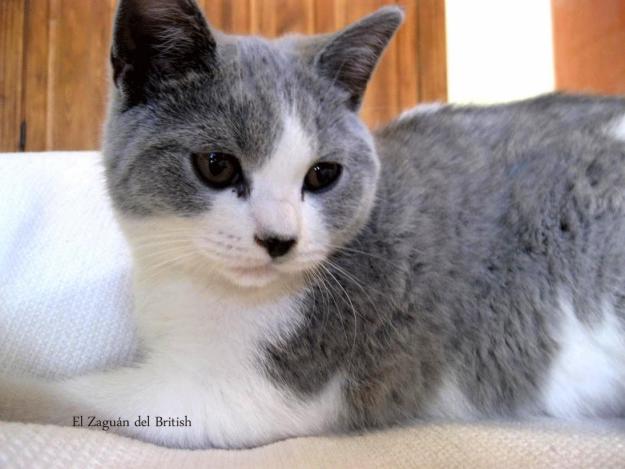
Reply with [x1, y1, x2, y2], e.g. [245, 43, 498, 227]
[103, 0, 625, 430]
[269, 94, 625, 426]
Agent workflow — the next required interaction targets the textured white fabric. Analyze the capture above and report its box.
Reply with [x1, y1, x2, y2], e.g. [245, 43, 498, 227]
[0, 152, 136, 379]
[1, 152, 624, 466]
[2, 420, 625, 468]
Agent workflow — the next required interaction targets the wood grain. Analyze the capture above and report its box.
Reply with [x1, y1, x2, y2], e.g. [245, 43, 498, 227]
[417, 0, 447, 102]
[200, 0, 251, 33]
[396, 1, 420, 113]
[314, 0, 339, 32]
[0, 0, 25, 152]
[47, 0, 114, 150]
[552, 0, 625, 95]
[2, 0, 447, 151]
[21, 0, 49, 151]
[251, 0, 315, 35]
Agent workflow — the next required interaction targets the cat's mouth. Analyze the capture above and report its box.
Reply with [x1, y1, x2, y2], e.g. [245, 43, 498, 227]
[228, 263, 275, 277]
[222, 263, 280, 288]
[221, 258, 318, 289]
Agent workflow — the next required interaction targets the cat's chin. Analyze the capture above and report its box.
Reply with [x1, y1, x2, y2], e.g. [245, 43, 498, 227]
[218, 262, 316, 291]
[220, 264, 284, 289]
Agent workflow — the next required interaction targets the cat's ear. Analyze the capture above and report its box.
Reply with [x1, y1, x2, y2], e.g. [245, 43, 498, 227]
[311, 7, 404, 110]
[111, 0, 216, 107]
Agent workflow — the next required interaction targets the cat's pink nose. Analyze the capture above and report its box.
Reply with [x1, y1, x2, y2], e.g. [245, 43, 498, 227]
[254, 235, 297, 258]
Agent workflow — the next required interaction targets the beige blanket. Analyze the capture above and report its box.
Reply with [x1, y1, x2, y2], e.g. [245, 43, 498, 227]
[1, 420, 625, 468]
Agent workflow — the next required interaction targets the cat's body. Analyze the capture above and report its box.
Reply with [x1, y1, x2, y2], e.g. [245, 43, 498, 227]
[320, 94, 625, 426]
[2, 0, 625, 449]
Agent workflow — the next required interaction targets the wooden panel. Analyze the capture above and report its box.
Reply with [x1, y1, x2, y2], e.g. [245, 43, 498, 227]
[396, 1, 420, 112]
[46, 0, 115, 150]
[314, 0, 339, 32]
[417, 0, 447, 101]
[2, 0, 447, 151]
[251, 0, 315, 35]
[0, 0, 25, 152]
[200, 0, 251, 33]
[552, 0, 625, 94]
[21, 0, 49, 151]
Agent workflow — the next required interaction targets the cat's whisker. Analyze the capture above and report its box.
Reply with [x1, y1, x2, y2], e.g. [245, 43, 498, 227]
[130, 237, 194, 248]
[137, 251, 199, 284]
[132, 241, 191, 253]
[196, 236, 248, 253]
[134, 250, 196, 266]
[304, 268, 331, 340]
[324, 244, 416, 272]
[132, 228, 249, 247]
[319, 263, 360, 361]
[129, 227, 199, 237]
[129, 237, 197, 249]
[314, 265, 348, 348]
[294, 250, 327, 258]
[316, 267, 339, 344]
[132, 240, 194, 253]
[322, 259, 367, 293]
[315, 267, 347, 352]
[322, 258, 405, 340]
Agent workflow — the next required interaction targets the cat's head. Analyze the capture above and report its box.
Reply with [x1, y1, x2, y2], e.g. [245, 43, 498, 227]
[103, 0, 402, 290]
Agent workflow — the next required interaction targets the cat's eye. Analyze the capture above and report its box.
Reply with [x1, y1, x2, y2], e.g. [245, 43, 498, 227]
[303, 162, 342, 192]
[193, 152, 242, 189]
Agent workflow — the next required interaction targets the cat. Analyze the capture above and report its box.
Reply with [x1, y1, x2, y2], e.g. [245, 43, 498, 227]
[2, 0, 625, 450]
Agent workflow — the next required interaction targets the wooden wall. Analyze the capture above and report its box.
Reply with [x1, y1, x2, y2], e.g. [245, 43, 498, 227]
[552, 0, 625, 95]
[0, 0, 447, 152]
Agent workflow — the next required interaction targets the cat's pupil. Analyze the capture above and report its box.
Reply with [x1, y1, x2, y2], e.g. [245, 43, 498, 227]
[193, 152, 241, 189]
[209, 157, 229, 177]
[304, 162, 342, 192]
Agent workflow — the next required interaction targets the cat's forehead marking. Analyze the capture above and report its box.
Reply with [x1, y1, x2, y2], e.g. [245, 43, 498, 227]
[253, 111, 316, 195]
[217, 39, 315, 170]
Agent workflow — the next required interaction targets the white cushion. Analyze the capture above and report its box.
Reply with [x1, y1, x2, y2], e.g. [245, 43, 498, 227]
[0, 152, 136, 379]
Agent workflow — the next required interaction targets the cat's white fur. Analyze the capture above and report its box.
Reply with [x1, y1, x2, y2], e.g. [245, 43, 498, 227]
[252, 113, 313, 239]
[399, 103, 445, 121]
[541, 294, 625, 418]
[118, 274, 344, 448]
[117, 111, 344, 447]
[424, 290, 625, 421]
[608, 113, 625, 141]
[424, 373, 477, 419]
[1, 111, 346, 449]
[2, 274, 345, 448]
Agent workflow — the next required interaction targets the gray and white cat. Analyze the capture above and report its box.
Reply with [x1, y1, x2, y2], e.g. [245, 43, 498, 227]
[2, 0, 625, 449]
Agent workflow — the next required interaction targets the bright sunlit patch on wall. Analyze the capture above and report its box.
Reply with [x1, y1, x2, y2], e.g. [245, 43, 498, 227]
[445, 0, 555, 104]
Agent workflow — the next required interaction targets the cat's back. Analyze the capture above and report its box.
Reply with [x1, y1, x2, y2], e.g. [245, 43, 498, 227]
[373, 94, 625, 268]
[376, 93, 625, 179]
[366, 93, 625, 418]
[374, 93, 625, 262]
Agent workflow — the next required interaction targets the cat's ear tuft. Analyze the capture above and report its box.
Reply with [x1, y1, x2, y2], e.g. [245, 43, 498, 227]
[111, 0, 216, 107]
[314, 7, 404, 110]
